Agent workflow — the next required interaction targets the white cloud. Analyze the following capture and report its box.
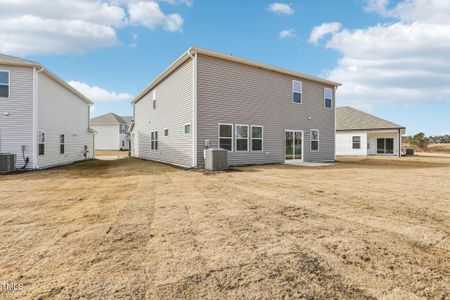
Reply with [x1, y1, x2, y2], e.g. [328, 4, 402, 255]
[279, 28, 295, 39]
[160, 0, 192, 6]
[0, 0, 186, 56]
[128, 1, 183, 32]
[308, 22, 341, 44]
[267, 3, 294, 15]
[0, 16, 118, 56]
[69, 81, 133, 103]
[311, 0, 450, 109]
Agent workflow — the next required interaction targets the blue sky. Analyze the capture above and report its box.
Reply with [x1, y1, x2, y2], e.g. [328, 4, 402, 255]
[1, 0, 449, 136]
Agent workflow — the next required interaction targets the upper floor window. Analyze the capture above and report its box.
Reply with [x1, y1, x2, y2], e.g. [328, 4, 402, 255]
[310, 129, 319, 151]
[164, 128, 169, 136]
[219, 124, 233, 151]
[292, 80, 302, 104]
[184, 123, 191, 135]
[324, 88, 333, 109]
[235, 124, 249, 151]
[120, 125, 127, 134]
[0, 71, 10, 98]
[152, 89, 157, 109]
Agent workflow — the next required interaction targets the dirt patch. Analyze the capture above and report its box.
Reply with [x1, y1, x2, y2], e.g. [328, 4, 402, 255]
[0, 156, 449, 299]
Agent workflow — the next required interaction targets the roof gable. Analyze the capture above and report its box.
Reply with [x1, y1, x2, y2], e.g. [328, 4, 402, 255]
[91, 113, 132, 125]
[132, 47, 342, 104]
[336, 106, 404, 131]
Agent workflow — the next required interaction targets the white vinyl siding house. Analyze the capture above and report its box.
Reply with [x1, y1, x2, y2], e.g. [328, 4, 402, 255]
[336, 107, 405, 157]
[91, 113, 131, 151]
[0, 53, 94, 170]
[131, 47, 341, 168]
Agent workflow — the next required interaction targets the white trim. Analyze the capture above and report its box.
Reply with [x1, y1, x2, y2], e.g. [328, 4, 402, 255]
[250, 125, 264, 152]
[235, 124, 249, 152]
[218, 123, 233, 152]
[0, 70, 10, 99]
[310, 129, 320, 152]
[33, 67, 44, 168]
[292, 80, 302, 104]
[32, 67, 37, 168]
[191, 51, 198, 167]
[284, 129, 304, 163]
[334, 86, 337, 161]
[324, 87, 333, 109]
[184, 123, 192, 135]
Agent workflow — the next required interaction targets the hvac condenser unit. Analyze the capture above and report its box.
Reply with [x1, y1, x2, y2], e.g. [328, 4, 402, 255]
[205, 149, 228, 171]
[0, 153, 16, 173]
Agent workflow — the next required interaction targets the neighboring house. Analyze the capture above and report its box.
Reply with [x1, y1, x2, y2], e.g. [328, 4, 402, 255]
[0, 53, 94, 170]
[336, 106, 406, 157]
[131, 47, 341, 168]
[91, 113, 132, 150]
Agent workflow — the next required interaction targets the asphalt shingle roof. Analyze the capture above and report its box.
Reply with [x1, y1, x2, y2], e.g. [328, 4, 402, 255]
[91, 113, 132, 125]
[336, 106, 404, 131]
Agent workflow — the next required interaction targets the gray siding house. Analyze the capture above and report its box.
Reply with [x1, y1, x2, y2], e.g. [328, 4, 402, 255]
[131, 47, 341, 168]
[0, 53, 94, 170]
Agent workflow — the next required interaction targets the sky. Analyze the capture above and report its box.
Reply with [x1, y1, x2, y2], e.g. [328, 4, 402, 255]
[0, 0, 449, 136]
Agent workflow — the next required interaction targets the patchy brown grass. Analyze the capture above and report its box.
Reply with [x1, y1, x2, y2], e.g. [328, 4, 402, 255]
[0, 157, 449, 299]
[94, 150, 129, 156]
[426, 143, 450, 154]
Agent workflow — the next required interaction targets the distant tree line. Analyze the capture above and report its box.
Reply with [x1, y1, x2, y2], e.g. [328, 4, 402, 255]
[404, 133, 450, 149]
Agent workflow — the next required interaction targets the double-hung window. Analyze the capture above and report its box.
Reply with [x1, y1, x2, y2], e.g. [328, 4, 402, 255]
[324, 88, 333, 109]
[38, 131, 46, 155]
[251, 126, 263, 151]
[352, 136, 361, 149]
[292, 80, 302, 104]
[0, 71, 10, 98]
[151, 131, 158, 150]
[151, 132, 154, 150]
[152, 90, 157, 109]
[60, 134, 65, 154]
[310, 129, 319, 151]
[235, 125, 249, 151]
[219, 124, 233, 151]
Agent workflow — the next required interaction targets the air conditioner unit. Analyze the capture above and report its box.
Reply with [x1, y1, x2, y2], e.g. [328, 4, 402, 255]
[205, 149, 228, 171]
[0, 153, 16, 173]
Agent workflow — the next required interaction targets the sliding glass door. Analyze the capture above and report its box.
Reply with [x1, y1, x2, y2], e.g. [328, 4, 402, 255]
[377, 138, 394, 154]
[285, 130, 303, 161]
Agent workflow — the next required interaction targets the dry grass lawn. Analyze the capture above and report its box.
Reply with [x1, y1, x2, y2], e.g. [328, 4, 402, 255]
[0, 157, 449, 299]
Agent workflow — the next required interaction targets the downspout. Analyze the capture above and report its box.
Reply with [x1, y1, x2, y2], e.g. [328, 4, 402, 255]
[188, 48, 198, 167]
[32, 66, 45, 169]
[333, 85, 338, 161]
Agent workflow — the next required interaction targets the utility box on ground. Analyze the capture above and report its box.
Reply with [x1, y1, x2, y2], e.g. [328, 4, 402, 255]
[205, 149, 228, 171]
[0, 153, 16, 173]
